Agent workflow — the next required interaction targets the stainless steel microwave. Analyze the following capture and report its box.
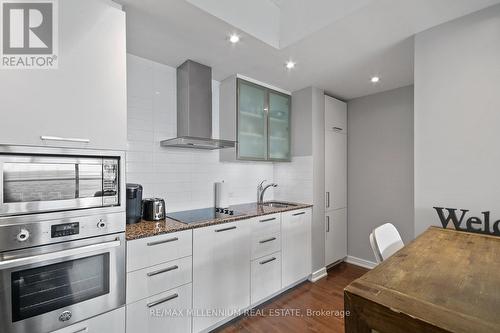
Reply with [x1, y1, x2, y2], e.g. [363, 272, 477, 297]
[0, 147, 123, 217]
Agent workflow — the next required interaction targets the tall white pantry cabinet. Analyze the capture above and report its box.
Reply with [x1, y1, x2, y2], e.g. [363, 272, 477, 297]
[324, 95, 348, 266]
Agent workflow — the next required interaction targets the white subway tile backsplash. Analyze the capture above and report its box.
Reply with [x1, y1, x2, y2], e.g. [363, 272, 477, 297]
[274, 155, 313, 204]
[126, 54, 274, 212]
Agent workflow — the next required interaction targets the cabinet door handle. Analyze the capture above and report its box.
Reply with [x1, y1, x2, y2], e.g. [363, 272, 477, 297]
[215, 226, 237, 232]
[326, 192, 330, 208]
[40, 135, 90, 143]
[147, 237, 178, 246]
[292, 212, 305, 216]
[326, 216, 330, 233]
[332, 127, 343, 132]
[259, 217, 276, 223]
[71, 328, 88, 333]
[146, 293, 179, 308]
[259, 257, 277, 265]
[147, 265, 179, 277]
[259, 237, 277, 244]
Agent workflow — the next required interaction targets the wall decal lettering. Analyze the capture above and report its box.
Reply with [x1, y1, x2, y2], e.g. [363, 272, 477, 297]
[433, 207, 500, 236]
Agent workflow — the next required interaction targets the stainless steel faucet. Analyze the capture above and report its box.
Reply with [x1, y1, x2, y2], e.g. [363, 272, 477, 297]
[257, 180, 278, 204]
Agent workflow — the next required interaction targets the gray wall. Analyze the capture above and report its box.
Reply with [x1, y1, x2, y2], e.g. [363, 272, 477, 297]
[287, 87, 326, 272]
[347, 86, 414, 263]
[414, 5, 500, 235]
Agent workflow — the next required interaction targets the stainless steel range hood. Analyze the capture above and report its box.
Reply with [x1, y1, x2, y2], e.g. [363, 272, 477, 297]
[160, 60, 236, 150]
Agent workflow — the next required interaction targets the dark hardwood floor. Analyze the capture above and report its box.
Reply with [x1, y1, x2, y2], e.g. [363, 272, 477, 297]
[215, 263, 369, 333]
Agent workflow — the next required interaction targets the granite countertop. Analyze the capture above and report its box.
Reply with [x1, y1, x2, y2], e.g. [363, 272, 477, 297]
[126, 201, 313, 241]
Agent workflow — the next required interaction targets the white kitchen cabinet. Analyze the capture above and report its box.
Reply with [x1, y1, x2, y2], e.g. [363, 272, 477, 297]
[251, 213, 281, 260]
[193, 220, 251, 333]
[127, 230, 192, 272]
[126, 283, 192, 333]
[251, 252, 282, 305]
[126, 256, 192, 304]
[0, 0, 127, 150]
[324, 95, 348, 267]
[325, 95, 347, 133]
[51, 307, 125, 333]
[325, 208, 347, 265]
[281, 209, 312, 288]
[325, 130, 347, 210]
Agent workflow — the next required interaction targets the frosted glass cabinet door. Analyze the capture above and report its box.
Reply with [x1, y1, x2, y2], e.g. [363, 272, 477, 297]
[238, 80, 267, 160]
[268, 92, 291, 161]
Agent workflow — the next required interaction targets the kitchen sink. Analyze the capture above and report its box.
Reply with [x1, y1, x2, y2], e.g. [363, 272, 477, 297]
[260, 202, 298, 208]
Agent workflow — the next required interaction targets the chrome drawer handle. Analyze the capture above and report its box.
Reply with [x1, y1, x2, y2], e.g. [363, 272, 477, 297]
[147, 293, 179, 308]
[215, 226, 237, 232]
[147, 237, 178, 246]
[147, 265, 179, 277]
[71, 328, 88, 333]
[40, 135, 90, 143]
[259, 237, 277, 244]
[259, 257, 276, 265]
[293, 212, 306, 216]
[259, 217, 276, 223]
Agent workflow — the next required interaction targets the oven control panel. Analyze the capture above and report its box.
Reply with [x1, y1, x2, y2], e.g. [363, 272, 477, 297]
[51, 222, 80, 238]
[0, 212, 125, 252]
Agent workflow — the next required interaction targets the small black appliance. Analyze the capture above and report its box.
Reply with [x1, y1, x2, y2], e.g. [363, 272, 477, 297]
[126, 183, 143, 224]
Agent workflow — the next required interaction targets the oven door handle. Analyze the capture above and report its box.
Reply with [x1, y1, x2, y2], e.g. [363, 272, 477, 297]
[0, 239, 121, 270]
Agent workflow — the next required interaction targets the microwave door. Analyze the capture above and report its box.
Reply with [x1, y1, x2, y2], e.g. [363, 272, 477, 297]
[0, 156, 104, 217]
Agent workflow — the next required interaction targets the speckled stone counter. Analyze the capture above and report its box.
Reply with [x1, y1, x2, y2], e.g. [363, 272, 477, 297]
[126, 201, 313, 241]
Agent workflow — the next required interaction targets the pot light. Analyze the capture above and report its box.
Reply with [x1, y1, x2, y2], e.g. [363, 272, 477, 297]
[286, 61, 295, 69]
[229, 34, 240, 44]
[371, 76, 380, 83]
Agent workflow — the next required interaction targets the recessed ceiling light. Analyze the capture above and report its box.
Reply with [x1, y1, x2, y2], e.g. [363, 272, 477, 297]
[371, 76, 380, 83]
[286, 61, 295, 69]
[229, 34, 240, 44]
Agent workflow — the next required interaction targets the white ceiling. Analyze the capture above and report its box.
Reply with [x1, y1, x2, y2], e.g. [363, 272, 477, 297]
[185, 0, 375, 49]
[116, 0, 500, 100]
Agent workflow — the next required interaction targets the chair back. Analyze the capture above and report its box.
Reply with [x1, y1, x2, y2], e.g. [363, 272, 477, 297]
[370, 223, 404, 263]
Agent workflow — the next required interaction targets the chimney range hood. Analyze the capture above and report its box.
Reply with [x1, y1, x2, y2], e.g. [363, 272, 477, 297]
[160, 60, 236, 150]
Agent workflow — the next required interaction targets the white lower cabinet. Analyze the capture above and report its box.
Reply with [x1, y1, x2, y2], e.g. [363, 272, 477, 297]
[193, 220, 251, 333]
[51, 307, 125, 333]
[126, 283, 192, 333]
[325, 208, 347, 266]
[251, 252, 282, 304]
[125, 208, 313, 333]
[126, 256, 192, 304]
[281, 209, 312, 288]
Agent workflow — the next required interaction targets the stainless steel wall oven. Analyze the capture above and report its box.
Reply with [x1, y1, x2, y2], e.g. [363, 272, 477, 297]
[0, 146, 126, 333]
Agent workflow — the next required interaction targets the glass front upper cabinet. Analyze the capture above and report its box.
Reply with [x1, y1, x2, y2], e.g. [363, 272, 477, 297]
[237, 79, 291, 161]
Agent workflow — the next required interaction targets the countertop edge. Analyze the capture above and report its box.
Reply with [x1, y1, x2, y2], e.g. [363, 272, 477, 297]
[126, 202, 313, 241]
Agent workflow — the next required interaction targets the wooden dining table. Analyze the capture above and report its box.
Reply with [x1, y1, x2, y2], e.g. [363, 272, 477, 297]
[344, 227, 500, 333]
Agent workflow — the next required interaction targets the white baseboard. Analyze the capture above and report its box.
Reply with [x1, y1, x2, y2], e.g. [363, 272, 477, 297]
[309, 267, 327, 282]
[346, 255, 377, 269]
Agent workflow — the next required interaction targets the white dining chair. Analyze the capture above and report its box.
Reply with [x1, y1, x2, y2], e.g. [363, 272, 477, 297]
[370, 223, 404, 263]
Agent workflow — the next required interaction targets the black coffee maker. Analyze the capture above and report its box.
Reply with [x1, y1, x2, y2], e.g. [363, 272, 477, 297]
[126, 183, 143, 224]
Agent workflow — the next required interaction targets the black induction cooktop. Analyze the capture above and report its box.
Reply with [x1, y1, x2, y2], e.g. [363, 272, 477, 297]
[166, 207, 244, 224]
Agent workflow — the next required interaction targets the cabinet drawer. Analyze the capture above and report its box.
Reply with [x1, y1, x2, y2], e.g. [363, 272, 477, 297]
[251, 252, 281, 305]
[251, 213, 281, 235]
[127, 256, 192, 304]
[126, 283, 192, 333]
[51, 307, 125, 333]
[251, 232, 281, 260]
[127, 230, 192, 272]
